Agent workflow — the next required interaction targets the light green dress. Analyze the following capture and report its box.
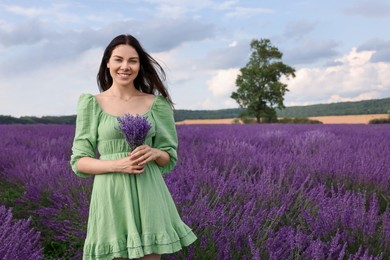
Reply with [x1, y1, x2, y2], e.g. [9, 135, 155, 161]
[70, 93, 196, 259]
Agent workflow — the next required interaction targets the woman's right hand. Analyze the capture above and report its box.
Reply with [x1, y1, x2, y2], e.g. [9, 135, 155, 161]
[115, 153, 145, 174]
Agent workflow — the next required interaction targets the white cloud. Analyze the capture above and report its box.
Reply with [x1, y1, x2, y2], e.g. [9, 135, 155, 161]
[207, 68, 240, 96]
[223, 98, 237, 107]
[377, 62, 390, 88]
[3, 4, 47, 17]
[142, 0, 215, 17]
[225, 7, 273, 18]
[229, 41, 237, 47]
[197, 96, 237, 110]
[145, 0, 212, 5]
[217, 1, 238, 10]
[284, 48, 390, 105]
[328, 92, 380, 103]
[283, 20, 316, 39]
[2, 3, 67, 18]
[0, 47, 102, 117]
[284, 40, 339, 65]
[344, 1, 390, 18]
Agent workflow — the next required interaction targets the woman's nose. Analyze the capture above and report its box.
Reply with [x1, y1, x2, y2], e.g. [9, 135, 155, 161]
[120, 61, 130, 69]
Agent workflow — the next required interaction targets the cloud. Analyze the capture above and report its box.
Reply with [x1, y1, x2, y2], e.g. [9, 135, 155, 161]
[0, 18, 50, 47]
[150, 47, 197, 88]
[229, 41, 237, 47]
[0, 17, 216, 75]
[343, 0, 390, 18]
[358, 38, 390, 62]
[0, 26, 105, 75]
[225, 7, 274, 18]
[283, 40, 340, 65]
[144, 0, 215, 17]
[328, 92, 381, 103]
[284, 48, 390, 105]
[216, 1, 238, 10]
[197, 96, 238, 110]
[0, 3, 81, 27]
[142, 0, 273, 20]
[202, 41, 249, 69]
[207, 68, 240, 97]
[1, 3, 66, 18]
[0, 47, 102, 117]
[283, 20, 316, 40]
[137, 17, 216, 52]
[144, 0, 213, 7]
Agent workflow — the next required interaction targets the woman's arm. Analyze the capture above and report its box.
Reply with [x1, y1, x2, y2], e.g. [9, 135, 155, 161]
[76, 155, 145, 175]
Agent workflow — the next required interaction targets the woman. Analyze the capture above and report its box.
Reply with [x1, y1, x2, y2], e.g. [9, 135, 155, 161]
[70, 34, 197, 260]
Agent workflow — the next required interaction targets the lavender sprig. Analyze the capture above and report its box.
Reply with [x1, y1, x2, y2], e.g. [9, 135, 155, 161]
[117, 114, 152, 150]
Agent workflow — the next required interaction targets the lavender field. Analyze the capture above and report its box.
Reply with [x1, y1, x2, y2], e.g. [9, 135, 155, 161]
[0, 123, 389, 259]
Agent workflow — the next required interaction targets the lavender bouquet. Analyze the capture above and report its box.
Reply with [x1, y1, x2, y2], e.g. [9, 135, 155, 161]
[117, 114, 152, 150]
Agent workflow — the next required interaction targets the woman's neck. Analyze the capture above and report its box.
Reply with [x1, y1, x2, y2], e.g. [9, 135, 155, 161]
[107, 85, 141, 100]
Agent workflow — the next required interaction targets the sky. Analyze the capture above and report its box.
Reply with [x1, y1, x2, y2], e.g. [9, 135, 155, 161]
[1, 0, 390, 117]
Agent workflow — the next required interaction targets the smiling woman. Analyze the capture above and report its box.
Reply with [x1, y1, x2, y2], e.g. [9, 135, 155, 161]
[96, 35, 172, 104]
[70, 34, 197, 260]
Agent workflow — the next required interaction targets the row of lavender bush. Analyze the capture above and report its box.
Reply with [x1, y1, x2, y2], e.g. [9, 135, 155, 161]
[0, 205, 43, 259]
[0, 124, 89, 259]
[0, 124, 389, 259]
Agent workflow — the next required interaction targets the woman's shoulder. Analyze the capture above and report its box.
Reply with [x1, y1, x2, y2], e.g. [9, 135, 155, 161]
[149, 95, 174, 120]
[78, 93, 96, 102]
[152, 95, 172, 110]
[76, 93, 99, 110]
[154, 95, 171, 105]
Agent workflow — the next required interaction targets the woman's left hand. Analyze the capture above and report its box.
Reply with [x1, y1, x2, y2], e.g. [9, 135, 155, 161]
[130, 145, 162, 166]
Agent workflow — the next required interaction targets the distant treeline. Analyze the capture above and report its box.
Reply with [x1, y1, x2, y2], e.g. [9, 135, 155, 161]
[0, 115, 76, 125]
[276, 97, 390, 117]
[1, 97, 389, 124]
[173, 108, 245, 122]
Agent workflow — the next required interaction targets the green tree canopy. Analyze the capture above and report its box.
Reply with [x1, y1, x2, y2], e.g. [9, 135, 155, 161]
[231, 38, 296, 123]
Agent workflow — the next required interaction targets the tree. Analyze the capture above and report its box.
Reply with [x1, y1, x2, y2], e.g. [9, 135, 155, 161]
[231, 39, 296, 123]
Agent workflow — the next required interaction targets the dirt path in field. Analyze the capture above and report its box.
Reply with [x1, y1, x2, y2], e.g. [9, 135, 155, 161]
[176, 114, 389, 125]
[308, 114, 389, 124]
[176, 118, 238, 125]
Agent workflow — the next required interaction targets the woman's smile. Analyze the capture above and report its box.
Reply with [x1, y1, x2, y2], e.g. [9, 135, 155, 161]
[107, 44, 140, 87]
[118, 72, 131, 79]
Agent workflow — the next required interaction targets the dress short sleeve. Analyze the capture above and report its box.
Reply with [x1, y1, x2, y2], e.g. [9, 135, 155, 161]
[151, 96, 178, 175]
[70, 93, 99, 178]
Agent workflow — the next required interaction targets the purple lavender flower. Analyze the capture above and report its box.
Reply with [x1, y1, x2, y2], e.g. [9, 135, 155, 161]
[0, 206, 43, 259]
[1, 124, 390, 258]
[117, 114, 152, 150]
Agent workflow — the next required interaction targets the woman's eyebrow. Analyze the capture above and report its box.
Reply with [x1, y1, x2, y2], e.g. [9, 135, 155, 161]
[112, 55, 139, 59]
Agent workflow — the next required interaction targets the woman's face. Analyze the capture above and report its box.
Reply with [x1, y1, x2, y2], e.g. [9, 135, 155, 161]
[107, 44, 140, 87]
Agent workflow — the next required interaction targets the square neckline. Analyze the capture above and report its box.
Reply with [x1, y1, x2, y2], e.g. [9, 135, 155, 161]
[91, 94, 157, 118]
